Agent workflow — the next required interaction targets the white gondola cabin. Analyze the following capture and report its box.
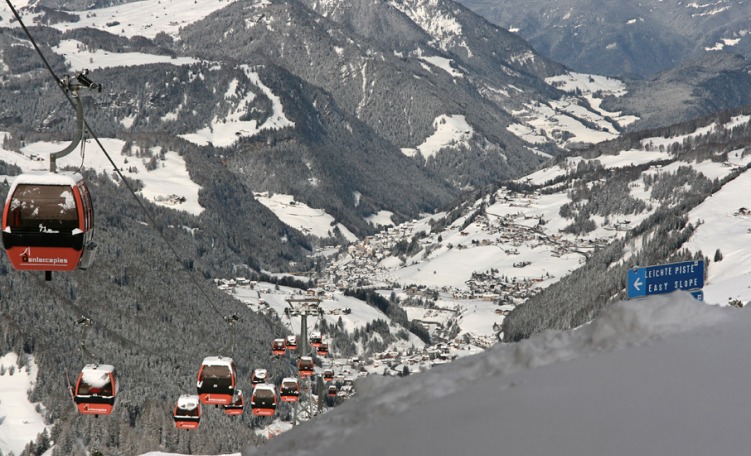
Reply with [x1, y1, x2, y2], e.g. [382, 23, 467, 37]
[250, 383, 277, 416]
[279, 377, 300, 402]
[173, 394, 201, 430]
[2, 172, 95, 275]
[73, 364, 118, 416]
[196, 356, 237, 405]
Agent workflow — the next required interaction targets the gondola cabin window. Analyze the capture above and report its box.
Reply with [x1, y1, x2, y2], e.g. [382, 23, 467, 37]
[8, 184, 79, 233]
[199, 364, 232, 382]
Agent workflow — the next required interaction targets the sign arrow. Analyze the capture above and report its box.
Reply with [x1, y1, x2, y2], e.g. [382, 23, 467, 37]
[633, 277, 642, 291]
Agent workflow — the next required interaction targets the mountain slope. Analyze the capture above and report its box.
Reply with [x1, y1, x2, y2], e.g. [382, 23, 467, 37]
[458, 0, 751, 78]
[602, 53, 751, 131]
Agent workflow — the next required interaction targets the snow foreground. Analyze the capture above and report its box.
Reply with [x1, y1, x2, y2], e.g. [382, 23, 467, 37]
[243, 293, 737, 456]
[0, 353, 48, 456]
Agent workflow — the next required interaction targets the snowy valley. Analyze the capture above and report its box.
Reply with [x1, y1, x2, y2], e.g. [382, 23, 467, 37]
[3, 0, 751, 455]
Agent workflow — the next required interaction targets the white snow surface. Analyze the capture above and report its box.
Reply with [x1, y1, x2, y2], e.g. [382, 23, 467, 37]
[254, 193, 357, 241]
[0, 353, 49, 456]
[0, 135, 204, 216]
[80, 364, 114, 388]
[53, 39, 199, 70]
[179, 66, 294, 148]
[402, 114, 474, 159]
[175, 394, 200, 410]
[200, 356, 234, 367]
[1, 0, 239, 39]
[237, 292, 751, 456]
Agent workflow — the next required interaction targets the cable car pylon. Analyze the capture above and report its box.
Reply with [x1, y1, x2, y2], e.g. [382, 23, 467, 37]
[285, 297, 321, 427]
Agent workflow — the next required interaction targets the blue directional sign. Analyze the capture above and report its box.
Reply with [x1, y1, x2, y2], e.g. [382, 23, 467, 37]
[627, 260, 704, 299]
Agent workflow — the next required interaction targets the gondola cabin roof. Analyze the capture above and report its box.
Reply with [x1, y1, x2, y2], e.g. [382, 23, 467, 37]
[253, 368, 268, 376]
[176, 394, 200, 411]
[7, 172, 84, 190]
[80, 364, 115, 386]
[200, 356, 235, 367]
[253, 383, 276, 394]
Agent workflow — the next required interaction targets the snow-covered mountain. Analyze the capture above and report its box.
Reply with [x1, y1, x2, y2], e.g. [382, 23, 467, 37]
[458, 0, 751, 78]
[0, 0, 639, 242]
[5, 0, 751, 455]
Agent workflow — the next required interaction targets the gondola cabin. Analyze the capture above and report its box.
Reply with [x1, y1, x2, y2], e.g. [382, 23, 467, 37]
[250, 383, 277, 417]
[327, 384, 338, 397]
[309, 331, 322, 348]
[2, 172, 95, 274]
[271, 338, 286, 356]
[280, 377, 300, 402]
[322, 369, 334, 382]
[285, 335, 297, 351]
[223, 389, 244, 416]
[317, 342, 329, 357]
[173, 395, 201, 430]
[73, 364, 118, 416]
[251, 368, 267, 385]
[196, 356, 237, 405]
[298, 356, 314, 378]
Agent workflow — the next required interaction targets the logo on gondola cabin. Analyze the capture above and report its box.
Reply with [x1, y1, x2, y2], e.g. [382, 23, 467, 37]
[18, 247, 68, 265]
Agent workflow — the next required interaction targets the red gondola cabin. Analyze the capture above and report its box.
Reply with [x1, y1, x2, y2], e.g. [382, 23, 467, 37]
[2, 172, 95, 273]
[250, 383, 277, 416]
[280, 377, 300, 402]
[327, 384, 338, 397]
[196, 356, 237, 405]
[271, 338, 286, 356]
[223, 389, 244, 416]
[298, 356, 314, 377]
[317, 342, 329, 357]
[73, 364, 118, 416]
[309, 331, 322, 348]
[173, 394, 201, 430]
[251, 368, 267, 385]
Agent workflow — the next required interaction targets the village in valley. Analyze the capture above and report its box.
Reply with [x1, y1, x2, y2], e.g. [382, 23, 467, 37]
[213, 184, 632, 390]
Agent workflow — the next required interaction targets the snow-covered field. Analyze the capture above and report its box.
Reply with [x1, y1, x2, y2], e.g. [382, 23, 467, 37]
[0, 134, 204, 216]
[0, 353, 49, 456]
[0, 0, 239, 39]
[253, 193, 357, 241]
